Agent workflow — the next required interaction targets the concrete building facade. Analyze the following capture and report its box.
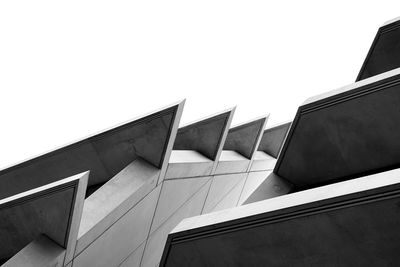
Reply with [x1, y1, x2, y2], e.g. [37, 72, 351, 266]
[2, 17, 400, 267]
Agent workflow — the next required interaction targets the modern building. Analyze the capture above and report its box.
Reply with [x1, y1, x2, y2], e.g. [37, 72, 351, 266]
[2, 17, 400, 267]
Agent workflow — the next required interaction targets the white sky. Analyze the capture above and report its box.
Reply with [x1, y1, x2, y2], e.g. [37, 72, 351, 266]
[1, 1, 399, 169]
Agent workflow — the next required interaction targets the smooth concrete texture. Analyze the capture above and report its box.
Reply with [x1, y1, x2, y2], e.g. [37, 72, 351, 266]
[223, 117, 267, 159]
[249, 151, 276, 172]
[150, 176, 212, 234]
[276, 68, 400, 189]
[2, 235, 65, 267]
[202, 173, 247, 214]
[161, 168, 400, 266]
[242, 172, 293, 205]
[119, 242, 146, 267]
[257, 121, 291, 158]
[214, 150, 250, 175]
[210, 176, 246, 213]
[0, 102, 183, 199]
[0, 172, 87, 264]
[357, 18, 400, 81]
[237, 170, 272, 205]
[173, 109, 235, 160]
[141, 179, 212, 267]
[73, 184, 161, 267]
[165, 151, 213, 179]
[77, 159, 159, 254]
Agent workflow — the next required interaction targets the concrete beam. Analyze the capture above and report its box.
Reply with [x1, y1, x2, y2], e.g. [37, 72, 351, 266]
[357, 17, 400, 81]
[275, 68, 400, 190]
[161, 168, 400, 266]
[0, 101, 184, 198]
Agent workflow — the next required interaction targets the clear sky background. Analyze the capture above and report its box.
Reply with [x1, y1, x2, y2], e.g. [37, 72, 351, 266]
[1, 1, 400, 169]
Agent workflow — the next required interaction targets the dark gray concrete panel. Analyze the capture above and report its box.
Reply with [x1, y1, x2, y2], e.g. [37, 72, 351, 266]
[0, 172, 87, 263]
[357, 18, 400, 81]
[275, 69, 400, 189]
[173, 109, 234, 160]
[0, 102, 182, 199]
[223, 117, 267, 159]
[161, 169, 400, 266]
[257, 121, 291, 158]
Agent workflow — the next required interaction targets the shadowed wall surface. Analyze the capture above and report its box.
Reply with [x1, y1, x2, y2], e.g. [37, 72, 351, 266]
[257, 122, 291, 158]
[357, 19, 400, 81]
[161, 170, 400, 267]
[173, 110, 233, 160]
[276, 69, 400, 189]
[223, 117, 267, 159]
[0, 105, 179, 199]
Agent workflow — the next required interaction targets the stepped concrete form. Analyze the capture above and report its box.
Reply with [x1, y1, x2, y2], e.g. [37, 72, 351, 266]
[4, 16, 400, 267]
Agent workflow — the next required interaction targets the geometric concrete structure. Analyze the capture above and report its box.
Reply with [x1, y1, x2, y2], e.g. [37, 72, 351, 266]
[1, 172, 88, 266]
[275, 68, 400, 190]
[0, 101, 183, 199]
[257, 121, 291, 158]
[158, 16, 400, 267]
[4, 16, 400, 267]
[161, 168, 400, 266]
[138, 109, 234, 267]
[249, 121, 291, 172]
[357, 17, 400, 81]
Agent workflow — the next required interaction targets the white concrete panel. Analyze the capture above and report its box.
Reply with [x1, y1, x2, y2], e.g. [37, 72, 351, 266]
[73, 185, 161, 267]
[150, 176, 211, 233]
[238, 171, 272, 206]
[165, 151, 213, 179]
[202, 173, 247, 214]
[140, 179, 211, 267]
[77, 159, 158, 254]
[211, 175, 247, 212]
[118, 242, 146, 267]
[249, 151, 276, 172]
[165, 162, 213, 180]
[214, 151, 250, 175]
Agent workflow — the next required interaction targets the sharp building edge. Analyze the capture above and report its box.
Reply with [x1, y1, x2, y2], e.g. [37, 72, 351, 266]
[3, 17, 400, 267]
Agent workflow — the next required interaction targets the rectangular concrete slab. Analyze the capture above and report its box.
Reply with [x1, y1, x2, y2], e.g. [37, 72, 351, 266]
[357, 18, 400, 81]
[276, 68, 400, 189]
[161, 168, 400, 266]
[0, 102, 184, 199]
